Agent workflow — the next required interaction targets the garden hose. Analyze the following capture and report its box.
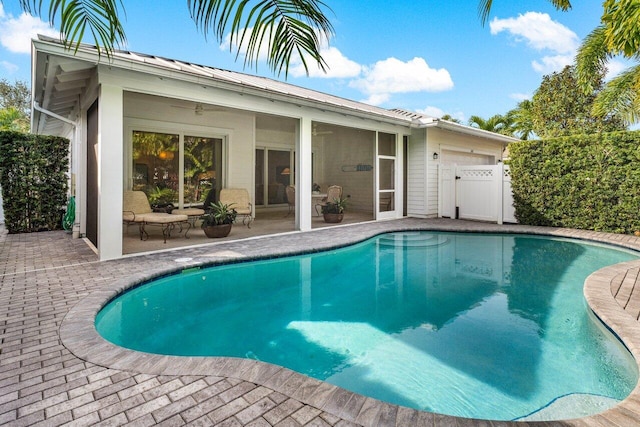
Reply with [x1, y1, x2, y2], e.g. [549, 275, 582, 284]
[62, 196, 75, 231]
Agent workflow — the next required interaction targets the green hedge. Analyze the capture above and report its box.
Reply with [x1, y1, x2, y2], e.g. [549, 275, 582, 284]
[509, 130, 640, 234]
[0, 131, 69, 233]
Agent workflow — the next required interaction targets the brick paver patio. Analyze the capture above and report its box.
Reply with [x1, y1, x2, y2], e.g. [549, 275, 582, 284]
[2, 218, 640, 426]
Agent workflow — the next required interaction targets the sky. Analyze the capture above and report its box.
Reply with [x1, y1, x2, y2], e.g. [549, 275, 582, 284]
[0, 0, 620, 123]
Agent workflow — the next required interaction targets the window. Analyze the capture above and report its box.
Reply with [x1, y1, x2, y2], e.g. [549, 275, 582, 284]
[132, 131, 179, 206]
[132, 130, 224, 207]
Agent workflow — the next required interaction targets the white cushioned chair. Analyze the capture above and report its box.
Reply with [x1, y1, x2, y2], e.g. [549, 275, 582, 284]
[123, 190, 190, 243]
[219, 188, 253, 228]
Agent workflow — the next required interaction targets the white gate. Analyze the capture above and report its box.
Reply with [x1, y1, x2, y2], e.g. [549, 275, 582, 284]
[439, 164, 517, 224]
[457, 165, 499, 221]
[502, 166, 517, 223]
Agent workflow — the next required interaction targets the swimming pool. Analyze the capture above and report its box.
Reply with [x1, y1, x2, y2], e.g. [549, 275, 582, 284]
[96, 232, 639, 421]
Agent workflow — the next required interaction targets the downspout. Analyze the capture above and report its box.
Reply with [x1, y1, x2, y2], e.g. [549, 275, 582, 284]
[32, 101, 80, 238]
[32, 101, 77, 130]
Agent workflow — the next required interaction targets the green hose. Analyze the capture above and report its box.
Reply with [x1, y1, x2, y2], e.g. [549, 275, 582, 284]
[62, 196, 75, 231]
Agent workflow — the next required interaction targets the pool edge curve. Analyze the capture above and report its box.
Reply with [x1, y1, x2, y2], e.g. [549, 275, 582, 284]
[60, 219, 640, 426]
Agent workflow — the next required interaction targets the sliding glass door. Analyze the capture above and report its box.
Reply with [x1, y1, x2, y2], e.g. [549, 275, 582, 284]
[184, 136, 223, 206]
[131, 130, 224, 208]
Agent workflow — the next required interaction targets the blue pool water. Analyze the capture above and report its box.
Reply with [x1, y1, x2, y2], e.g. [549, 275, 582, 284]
[96, 232, 639, 420]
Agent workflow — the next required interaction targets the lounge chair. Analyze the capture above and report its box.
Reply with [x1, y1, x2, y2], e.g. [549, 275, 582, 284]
[315, 185, 342, 216]
[219, 188, 253, 228]
[123, 190, 190, 243]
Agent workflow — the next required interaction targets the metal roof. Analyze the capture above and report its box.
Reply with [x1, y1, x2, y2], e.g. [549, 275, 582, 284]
[32, 35, 517, 144]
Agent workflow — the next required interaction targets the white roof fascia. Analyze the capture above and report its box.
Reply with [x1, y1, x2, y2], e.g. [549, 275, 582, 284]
[419, 118, 518, 144]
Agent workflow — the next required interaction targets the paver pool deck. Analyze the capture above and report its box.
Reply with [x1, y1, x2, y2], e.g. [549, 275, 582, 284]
[2, 218, 640, 426]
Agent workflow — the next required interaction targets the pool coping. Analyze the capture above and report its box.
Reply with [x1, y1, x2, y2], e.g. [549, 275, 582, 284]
[60, 219, 640, 425]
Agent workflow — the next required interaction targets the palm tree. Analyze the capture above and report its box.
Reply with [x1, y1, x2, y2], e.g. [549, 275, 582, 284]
[575, 24, 640, 124]
[468, 113, 514, 136]
[506, 100, 535, 140]
[479, 1, 640, 124]
[440, 114, 461, 123]
[17, 0, 333, 77]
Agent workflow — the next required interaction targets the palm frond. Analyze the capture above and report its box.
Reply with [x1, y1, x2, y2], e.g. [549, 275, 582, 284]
[593, 65, 640, 125]
[602, 0, 640, 57]
[188, 0, 334, 77]
[477, 0, 493, 26]
[19, 0, 126, 58]
[575, 26, 610, 94]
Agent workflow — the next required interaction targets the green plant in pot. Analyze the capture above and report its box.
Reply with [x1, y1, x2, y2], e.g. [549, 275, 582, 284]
[321, 196, 347, 223]
[147, 186, 176, 212]
[201, 201, 237, 237]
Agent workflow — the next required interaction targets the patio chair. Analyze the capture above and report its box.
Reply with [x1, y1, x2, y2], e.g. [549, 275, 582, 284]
[219, 188, 253, 228]
[123, 190, 190, 243]
[285, 185, 295, 217]
[315, 185, 342, 216]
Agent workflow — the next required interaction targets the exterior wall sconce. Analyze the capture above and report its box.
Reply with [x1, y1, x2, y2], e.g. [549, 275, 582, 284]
[433, 152, 439, 160]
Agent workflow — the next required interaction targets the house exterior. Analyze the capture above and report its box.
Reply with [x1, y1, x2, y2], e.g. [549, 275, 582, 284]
[31, 35, 516, 260]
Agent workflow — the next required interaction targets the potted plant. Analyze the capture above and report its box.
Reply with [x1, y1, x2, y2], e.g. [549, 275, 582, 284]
[321, 196, 347, 223]
[147, 186, 176, 212]
[201, 201, 237, 237]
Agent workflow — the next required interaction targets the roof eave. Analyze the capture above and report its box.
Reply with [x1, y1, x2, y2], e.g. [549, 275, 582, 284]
[421, 118, 519, 144]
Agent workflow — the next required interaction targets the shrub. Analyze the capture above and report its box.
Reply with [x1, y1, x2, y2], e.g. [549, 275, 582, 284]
[0, 131, 69, 233]
[508, 130, 640, 234]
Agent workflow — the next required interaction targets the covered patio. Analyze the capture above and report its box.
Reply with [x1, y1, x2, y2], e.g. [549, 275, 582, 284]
[31, 35, 514, 261]
[123, 207, 374, 255]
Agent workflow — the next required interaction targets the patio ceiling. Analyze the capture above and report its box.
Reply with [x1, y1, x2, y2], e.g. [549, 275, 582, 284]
[32, 52, 95, 135]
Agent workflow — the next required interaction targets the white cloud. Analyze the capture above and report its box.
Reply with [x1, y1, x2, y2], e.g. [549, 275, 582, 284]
[1, 60, 19, 74]
[0, 5, 58, 54]
[415, 107, 465, 122]
[416, 106, 444, 118]
[490, 12, 578, 53]
[605, 59, 628, 81]
[220, 27, 270, 63]
[221, 28, 453, 106]
[221, 28, 360, 78]
[490, 12, 579, 74]
[509, 92, 531, 101]
[361, 93, 390, 106]
[532, 54, 573, 74]
[290, 46, 362, 78]
[349, 57, 453, 106]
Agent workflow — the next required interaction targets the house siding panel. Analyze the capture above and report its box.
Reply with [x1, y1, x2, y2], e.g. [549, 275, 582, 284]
[407, 129, 427, 216]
